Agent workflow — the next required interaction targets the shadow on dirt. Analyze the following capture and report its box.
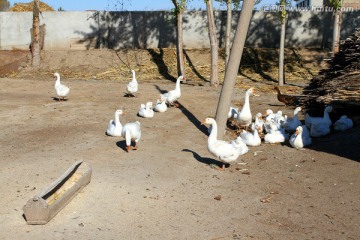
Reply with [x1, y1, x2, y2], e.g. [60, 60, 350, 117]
[182, 149, 228, 169]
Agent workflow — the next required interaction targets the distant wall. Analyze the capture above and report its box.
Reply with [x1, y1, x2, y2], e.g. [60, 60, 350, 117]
[0, 10, 359, 50]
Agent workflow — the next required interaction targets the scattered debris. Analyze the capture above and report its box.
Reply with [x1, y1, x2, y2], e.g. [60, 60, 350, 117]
[214, 195, 222, 201]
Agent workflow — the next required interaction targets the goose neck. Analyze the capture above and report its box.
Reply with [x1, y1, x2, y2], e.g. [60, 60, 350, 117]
[208, 122, 218, 144]
[115, 113, 123, 130]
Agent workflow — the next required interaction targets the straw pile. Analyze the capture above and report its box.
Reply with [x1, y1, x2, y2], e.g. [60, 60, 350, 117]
[304, 28, 360, 115]
[8, 1, 55, 12]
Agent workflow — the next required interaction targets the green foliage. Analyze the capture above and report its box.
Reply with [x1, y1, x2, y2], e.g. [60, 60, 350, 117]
[0, 0, 10, 11]
[214, 0, 243, 10]
[328, 0, 342, 9]
[277, 0, 290, 22]
[58, 6, 65, 11]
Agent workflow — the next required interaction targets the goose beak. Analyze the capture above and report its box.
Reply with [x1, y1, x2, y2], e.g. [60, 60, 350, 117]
[253, 89, 260, 97]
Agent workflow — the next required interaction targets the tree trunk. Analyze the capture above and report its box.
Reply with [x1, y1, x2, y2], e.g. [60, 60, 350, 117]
[332, 10, 341, 57]
[278, 15, 286, 86]
[176, 10, 186, 82]
[225, 0, 232, 66]
[206, 0, 219, 87]
[215, 0, 255, 139]
[31, 0, 41, 67]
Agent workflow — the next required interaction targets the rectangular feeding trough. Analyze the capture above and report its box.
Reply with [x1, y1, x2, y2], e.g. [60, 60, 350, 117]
[23, 160, 92, 225]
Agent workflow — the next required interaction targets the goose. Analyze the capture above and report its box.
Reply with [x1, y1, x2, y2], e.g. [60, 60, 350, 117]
[264, 109, 275, 123]
[305, 105, 333, 129]
[138, 102, 154, 118]
[334, 115, 353, 131]
[106, 109, 141, 152]
[273, 110, 286, 125]
[202, 118, 248, 170]
[163, 75, 184, 107]
[54, 72, 70, 101]
[153, 94, 168, 113]
[282, 107, 302, 132]
[106, 109, 124, 137]
[309, 122, 330, 137]
[264, 130, 286, 144]
[289, 125, 312, 149]
[126, 70, 138, 97]
[228, 107, 239, 119]
[264, 120, 289, 143]
[274, 86, 299, 106]
[254, 112, 265, 133]
[240, 124, 262, 147]
[236, 88, 258, 129]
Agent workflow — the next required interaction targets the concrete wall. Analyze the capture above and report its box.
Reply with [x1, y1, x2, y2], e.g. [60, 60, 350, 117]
[0, 10, 359, 50]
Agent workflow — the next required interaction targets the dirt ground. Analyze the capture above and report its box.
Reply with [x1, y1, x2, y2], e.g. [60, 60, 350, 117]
[0, 49, 359, 239]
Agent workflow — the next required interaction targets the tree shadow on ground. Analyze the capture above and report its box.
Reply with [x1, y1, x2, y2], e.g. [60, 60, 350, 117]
[153, 84, 208, 135]
[183, 49, 207, 82]
[147, 48, 175, 81]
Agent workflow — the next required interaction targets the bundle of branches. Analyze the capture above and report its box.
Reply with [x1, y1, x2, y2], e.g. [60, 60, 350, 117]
[304, 28, 360, 116]
[8, 1, 54, 12]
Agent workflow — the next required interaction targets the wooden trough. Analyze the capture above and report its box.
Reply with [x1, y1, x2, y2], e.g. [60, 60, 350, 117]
[23, 160, 92, 225]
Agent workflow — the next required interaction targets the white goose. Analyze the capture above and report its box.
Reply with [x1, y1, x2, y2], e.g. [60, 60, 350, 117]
[289, 125, 312, 149]
[282, 107, 302, 132]
[106, 109, 141, 152]
[254, 112, 265, 133]
[126, 70, 138, 97]
[153, 94, 168, 113]
[237, 88, 258, 128]
[54, 72, 70, 101]
[240, 124, 262, 147]
[334, 115, 353, 131]
[163, 75, 184, 107]
[202, 118, 248, 170]
[309, 122, 330, 137]
[138, 102, 154, 118]
[264, 109, 275, 123]
[305, 105, 333, 129]
[264, 120, 289, 143]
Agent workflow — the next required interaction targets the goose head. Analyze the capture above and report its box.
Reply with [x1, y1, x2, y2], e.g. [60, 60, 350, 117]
[294, 107, 302, 114]
[145, 102, 153, 109]
[247, 87, 260, 97]
[295, 126, 302, 136]
[256, 112, 263, 120]
[201, 117, 216, 126]
[115, 109, 124, 116]
[264, 109, 273, 117]
[324, 105, 333, 113]
[54, 72, 60, 80]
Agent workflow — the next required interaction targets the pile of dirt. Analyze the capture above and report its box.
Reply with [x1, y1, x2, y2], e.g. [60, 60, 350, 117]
[8, 1, 55, 12]
[304, 28, 360, 119]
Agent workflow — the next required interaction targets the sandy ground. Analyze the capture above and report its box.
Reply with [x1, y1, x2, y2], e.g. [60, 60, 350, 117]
[0, 75, 359, 240]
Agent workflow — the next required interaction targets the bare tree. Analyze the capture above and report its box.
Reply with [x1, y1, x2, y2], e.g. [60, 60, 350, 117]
[205, 0, 219, 86]
[215, 0, 255, 138]
[215, 0, 242, 66]
[278, 0, 287, 86]
[31, 0, 41, 67]
[0, 0, 10, 11]
[225, 0, 232, 65]
[329, 0, 342, 56]
[171, 0, 187, 81]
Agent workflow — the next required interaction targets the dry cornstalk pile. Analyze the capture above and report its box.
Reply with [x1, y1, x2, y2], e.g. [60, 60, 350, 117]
[305, 28, 360, 111]
[8, 1, 55, 12]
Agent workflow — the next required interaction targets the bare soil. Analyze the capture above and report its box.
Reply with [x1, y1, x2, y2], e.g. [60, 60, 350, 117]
[0, 49, 359, 239]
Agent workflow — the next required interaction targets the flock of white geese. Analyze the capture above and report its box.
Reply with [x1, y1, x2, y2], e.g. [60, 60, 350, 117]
[53, 72, 354, 170]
